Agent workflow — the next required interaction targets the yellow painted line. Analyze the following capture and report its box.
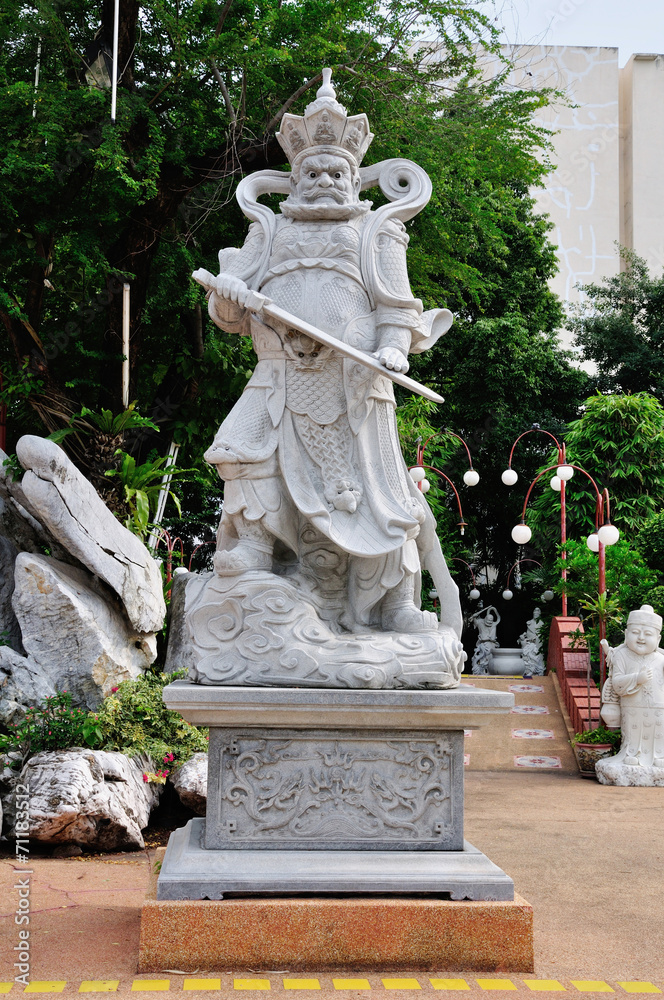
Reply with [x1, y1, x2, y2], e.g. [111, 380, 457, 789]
[333, 980, 372, 990]
[382, 981, 421, 991]
[184, 981, 222, 991]
[477, 982, 518, 991]
[571, 985, 614, 994]
[618, 987, 662, 995]
[430, 982, 471, 991]
[24, 986, 66, 995]
[283, 981, 321, 990]
[234, 981, 271, 991]
[0, 987, 13, 995]
[523, 984, 567, 992]
[79, 985, 120, 994]
[130, 983, 170, 993]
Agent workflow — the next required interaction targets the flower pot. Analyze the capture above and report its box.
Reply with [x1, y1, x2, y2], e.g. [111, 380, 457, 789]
[573, 742, 614, 778]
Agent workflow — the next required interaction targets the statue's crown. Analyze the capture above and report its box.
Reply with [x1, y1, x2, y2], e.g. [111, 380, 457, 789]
[276, 68, 374, 168]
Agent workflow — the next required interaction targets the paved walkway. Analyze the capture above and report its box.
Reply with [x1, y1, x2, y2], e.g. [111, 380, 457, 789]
[1, 677, 663, 997]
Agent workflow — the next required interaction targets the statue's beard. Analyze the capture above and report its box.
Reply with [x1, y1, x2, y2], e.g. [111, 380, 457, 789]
[281, 199, 372, 220]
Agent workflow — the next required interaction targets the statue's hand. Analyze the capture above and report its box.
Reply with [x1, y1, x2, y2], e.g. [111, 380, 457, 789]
[638, 664, 653, 685]
[215, 273, 251, 307]
[373, 347, 409, 374]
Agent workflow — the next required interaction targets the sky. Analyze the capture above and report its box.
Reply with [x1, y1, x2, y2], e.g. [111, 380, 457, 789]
[484, 0, 664, 66]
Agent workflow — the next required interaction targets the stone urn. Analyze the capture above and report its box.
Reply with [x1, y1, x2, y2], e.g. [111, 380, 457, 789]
[489, 648, 523, 676]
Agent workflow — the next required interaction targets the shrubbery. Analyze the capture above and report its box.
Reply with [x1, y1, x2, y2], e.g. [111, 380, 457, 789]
[0, 672, 207, 770]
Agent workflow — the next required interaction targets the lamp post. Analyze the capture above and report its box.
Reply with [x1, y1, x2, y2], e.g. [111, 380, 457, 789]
[451, 558, 481, 600]
[408, 463, 468, 535]
[511, 464, 619, 690]
[416, 429, 480, 487]
[410, 429, 479, 537]
[502, 427, 569, 614]
[501, 558, 549, 601]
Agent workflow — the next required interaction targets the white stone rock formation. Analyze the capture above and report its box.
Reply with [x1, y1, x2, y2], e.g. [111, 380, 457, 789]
[171, 752, 207, 815]
[0, 646, 56, 726]
[5, 749, 161, 849]
[16, 436, 165, 634]
[12, 553, 156, 708]
[597, 604, 664, 786]
[0, 438, 166, 716]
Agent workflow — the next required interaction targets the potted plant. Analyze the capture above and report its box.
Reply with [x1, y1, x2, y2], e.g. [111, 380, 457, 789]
[571, 726, 621, 777]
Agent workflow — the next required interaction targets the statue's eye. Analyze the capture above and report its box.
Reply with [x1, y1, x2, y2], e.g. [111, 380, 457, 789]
[334, 172, 342, 179]
[309, 171, 317, 178]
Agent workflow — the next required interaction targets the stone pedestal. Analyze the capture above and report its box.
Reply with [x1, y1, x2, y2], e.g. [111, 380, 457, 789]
[157, 682, 515, 901]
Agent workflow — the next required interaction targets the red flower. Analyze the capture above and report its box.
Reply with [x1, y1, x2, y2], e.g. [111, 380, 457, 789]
[142, 774, 149, 783]
[111, 687, 119, 693]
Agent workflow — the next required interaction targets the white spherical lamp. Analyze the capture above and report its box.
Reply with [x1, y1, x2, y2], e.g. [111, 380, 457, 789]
[598, 523, 620, 546]
[557, 465, 574, 481]
[172, 566, 189, 576]
[463, 469, 480, 487]
[469, 587, 480, 600]
[542, 589, 554, 602]
[502, 589, 513, 601]
[502, 468, 518, 486]
[420, 478, 431, 493]
[511, 522, 532, 545]
[428, 589, 438, 600]
[586, 532, 600, 552]
[550, 475, 562, 492]
[409, 466, 425, 482]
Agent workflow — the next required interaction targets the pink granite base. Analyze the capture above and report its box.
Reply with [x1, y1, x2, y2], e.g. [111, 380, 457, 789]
[139, 859, 534, 972]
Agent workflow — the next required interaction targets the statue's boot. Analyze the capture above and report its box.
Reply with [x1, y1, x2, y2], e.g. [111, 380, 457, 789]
[382, 602, 440, 634]
[213, 541, 272, 576]
[653, 758, 664, 768]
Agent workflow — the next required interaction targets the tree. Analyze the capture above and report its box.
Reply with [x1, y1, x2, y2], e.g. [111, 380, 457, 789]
[548, 393, 664, 537]
[572, 249, 664, 401]
[1, 0, 561, 477]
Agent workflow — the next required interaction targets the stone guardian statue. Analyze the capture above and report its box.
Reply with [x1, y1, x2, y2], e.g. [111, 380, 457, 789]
[185, 70, 465, 690]
[470, 606, 501, 675]
[597, 604, 664, 786]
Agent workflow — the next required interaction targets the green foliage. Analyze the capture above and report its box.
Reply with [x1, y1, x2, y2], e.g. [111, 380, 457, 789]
[635, 511, 664, 578]
[49, 403, 160, 444]
[529, 393, 664, 555]
[572, 250, 664, 401]
[571, 726, 621, 750]
[551, 538, 659, 664]
[93, 671, 208, 768]
[106, 451, 188, 539]
[1, 0, 569, 479]
[0, 692, 102, 760]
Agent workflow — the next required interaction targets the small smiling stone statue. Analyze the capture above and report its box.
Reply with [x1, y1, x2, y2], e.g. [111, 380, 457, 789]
[597, 604, 664, 786]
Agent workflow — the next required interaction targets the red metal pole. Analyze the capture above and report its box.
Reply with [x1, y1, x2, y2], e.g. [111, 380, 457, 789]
[560, 478, 567, 616]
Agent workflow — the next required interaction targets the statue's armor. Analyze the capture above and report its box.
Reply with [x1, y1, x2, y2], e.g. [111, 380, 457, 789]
[205, 208, 457, 632]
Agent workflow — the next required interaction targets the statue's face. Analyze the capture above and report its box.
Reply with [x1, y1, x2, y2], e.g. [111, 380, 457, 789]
[295, 154, 356, 206]
[625, 623, 660, 655]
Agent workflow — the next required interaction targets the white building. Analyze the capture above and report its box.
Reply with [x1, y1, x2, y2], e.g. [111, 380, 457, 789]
[488, 47, 664, 308]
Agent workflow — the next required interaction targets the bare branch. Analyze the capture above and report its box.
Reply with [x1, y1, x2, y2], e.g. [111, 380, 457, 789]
[211, 58, 237, 126]
[264, 71, 323, 134]
[215, 0, 234, 36]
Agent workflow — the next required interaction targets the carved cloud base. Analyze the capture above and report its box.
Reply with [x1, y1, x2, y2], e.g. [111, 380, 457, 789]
[182, 571, 464, 690]
[156, 818, 514, 901]
[596, 756, 664, 786]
